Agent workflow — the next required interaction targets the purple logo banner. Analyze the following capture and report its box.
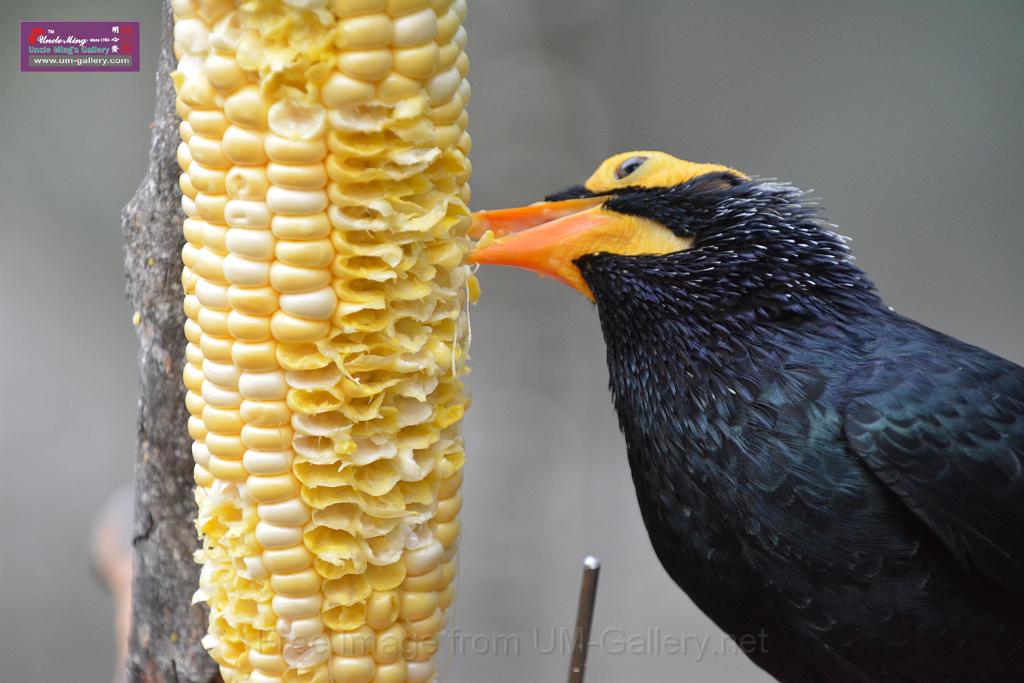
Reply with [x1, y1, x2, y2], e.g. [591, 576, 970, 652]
[21, 21, 139, 72]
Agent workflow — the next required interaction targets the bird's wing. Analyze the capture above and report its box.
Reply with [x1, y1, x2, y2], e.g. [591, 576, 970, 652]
[842, 330, 1024, 596]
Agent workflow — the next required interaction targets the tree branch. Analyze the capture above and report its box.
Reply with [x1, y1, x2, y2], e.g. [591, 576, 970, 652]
[122, 2, 221, 681]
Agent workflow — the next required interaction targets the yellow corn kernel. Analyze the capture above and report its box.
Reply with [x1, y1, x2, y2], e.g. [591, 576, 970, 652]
[432, 517, 460, 548]
[332, 626, 375, 657]
[366, 591, 400, 630]
[437, 582, 455, 610]
[271, 568, 322, 596]
[337, 14, 393, 49]
[208, 455, 249, 482]
[202, 405, 244, 432]
[374, 623, 406, 664]
[226, 166, 270, 199]
[258, 497, 312, 525]
[175, 1, 471, 680]
[264, 136, 328, 164]
[372, 661, 408, 683]
[263, 544, 314, 573]
[322, 71, 377, 107]
[338, 49, 393, 82]
[232, 340, 279, 371]
[229, 289, 279, 320]
[270, 312, 332, 342]
[406, 660, 435, 683]
[224, 85, 270, 129]
[188, 110, 228, 136]
[403, 638, 438, 663]
[241, 399, 291, 426]
[224, 126, 270, 165]
[205, 433, 245, 459]
[398, 567, 442, 594]
[405, 608, 442, 639]
[188, 163, 227, 193]
[330, 656, 376, 683]
[247, 474, 301, 503]
[189, 134, 231, 169]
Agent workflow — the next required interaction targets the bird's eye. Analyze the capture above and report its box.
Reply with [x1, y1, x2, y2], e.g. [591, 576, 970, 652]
[615, 155, 649, 180]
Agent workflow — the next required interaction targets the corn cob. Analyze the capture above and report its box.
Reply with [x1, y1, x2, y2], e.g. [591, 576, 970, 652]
[171, 1, 472, 681]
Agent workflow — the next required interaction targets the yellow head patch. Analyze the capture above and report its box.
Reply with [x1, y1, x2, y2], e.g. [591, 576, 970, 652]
[584, 151, 747, 194]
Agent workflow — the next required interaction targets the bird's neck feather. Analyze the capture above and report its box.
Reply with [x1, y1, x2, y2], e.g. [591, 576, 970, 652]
[579, 209, 884, 549]
[583, 231, 882, 420]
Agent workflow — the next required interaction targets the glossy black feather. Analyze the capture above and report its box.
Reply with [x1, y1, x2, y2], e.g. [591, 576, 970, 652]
[572, 177, 1024, 682]
[545, 184, 594, 202]
[843, 331, 1024, 596]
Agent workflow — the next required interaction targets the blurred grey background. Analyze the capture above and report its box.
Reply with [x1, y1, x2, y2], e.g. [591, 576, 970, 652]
[2, 1, 1021, 681]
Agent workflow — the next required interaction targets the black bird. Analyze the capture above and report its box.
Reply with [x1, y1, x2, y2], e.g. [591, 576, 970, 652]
[470, 151, 1024, 682]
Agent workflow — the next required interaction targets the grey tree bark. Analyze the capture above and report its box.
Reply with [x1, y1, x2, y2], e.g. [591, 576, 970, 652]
[121, 2, 221, 682]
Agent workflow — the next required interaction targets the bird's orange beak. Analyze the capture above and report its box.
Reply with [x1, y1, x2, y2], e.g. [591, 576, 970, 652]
[470, 197, 607, 239]
[469, 197, 692, 300]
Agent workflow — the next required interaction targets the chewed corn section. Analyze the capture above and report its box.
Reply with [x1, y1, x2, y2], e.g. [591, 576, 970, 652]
[172, 1, 472, 681]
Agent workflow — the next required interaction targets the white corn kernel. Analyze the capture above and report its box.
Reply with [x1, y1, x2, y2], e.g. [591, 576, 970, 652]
[391, 9, 436, 46]
[279, 287, 337, 320]
[238, 370, 288, 400]
[226, 228, 275, 260]
[225, 199, 272, 229]
[223, 254, 272, 286]
[244, 450, 294, 476]
[254, 497, 309, 524]
[272, 593, 322, 619]
[266, 187, 329, 215]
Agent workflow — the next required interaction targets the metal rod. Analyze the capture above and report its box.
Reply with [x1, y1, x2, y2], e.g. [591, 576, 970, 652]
[568, 555, 601, 683]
